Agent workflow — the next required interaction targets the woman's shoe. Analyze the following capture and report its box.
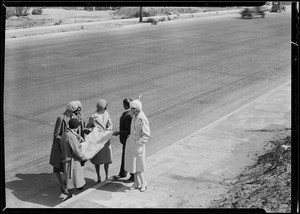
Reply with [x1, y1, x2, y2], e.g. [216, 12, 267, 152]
[129, 183, 140, 190]
[60, 186, 69, 195]
[96, 177, 102, 183]
[63, 194, 73, 201]
[140, 184, 148, 192]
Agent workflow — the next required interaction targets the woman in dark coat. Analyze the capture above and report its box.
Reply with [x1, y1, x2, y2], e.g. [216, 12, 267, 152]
[49, 101, 79, 195]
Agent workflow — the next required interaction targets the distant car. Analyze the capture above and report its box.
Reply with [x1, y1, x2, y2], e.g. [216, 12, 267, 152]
[270, 3, 286, 12]
[241, 7, 265, 19]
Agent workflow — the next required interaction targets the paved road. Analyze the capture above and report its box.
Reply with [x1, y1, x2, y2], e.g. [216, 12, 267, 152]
[4, 11, 291, 207]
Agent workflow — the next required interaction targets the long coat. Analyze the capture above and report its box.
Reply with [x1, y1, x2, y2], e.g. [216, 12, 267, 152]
[118, 109, 133, 175]
[61, 128, 86, 189]
[119, 110, 133, 145]
[49, 114, 70, 172]
[124, 111, 150, 173]
[87, 111, 113, 165]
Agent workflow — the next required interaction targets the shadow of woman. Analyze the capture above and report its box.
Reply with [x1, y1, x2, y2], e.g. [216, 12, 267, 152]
[95, 180, 128, 193]
[5, 173, 95, 207]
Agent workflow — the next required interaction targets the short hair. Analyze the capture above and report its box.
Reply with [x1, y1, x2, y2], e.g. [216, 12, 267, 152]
[69, 118, 79, 129]
[123, 98, 132, 107]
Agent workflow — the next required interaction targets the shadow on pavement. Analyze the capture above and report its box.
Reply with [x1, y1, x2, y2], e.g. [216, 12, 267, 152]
[95, 180, 128, 193]
[6, 173, 96, 207]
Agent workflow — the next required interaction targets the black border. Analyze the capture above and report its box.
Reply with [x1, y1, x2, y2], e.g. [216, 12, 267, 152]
[1, 0, 298, 213]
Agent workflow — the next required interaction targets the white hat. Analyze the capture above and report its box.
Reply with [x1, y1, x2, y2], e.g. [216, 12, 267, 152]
[66, 101, 79, 112]
[130, 99, 142, 111]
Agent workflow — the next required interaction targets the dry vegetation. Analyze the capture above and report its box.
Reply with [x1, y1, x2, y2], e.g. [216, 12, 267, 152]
[5, 7, 241, 30]
[210, 132, 292, 213]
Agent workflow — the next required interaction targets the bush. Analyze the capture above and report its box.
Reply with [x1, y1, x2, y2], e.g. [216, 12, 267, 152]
[84, 7, 93, 11]
[145, 17, 158, 25]
[133, 10, 151, 18]
[159, 17, 166, 22]
[6, 7, 16, 19]
[15, 7, 30, 17]
[95, 7, 110, 10]
[54, 19, 62, 25]
[32, 8, 43, 15]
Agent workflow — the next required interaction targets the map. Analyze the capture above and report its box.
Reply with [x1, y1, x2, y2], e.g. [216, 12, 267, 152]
[80, 127, 113, 159]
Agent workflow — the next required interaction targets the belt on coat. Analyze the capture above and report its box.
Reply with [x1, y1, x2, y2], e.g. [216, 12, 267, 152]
[62, 157, 73, 179]
[129, 135, 140, 141]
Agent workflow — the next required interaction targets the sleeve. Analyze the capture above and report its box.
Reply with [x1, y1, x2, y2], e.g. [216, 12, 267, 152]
[106, 112, 113, 131]
[68, 135, 86, 160]
[53, 116, 63, 143]
[137, 117, 150, 146]
[119, 115, 132, 137]
[86, 115, 95, 128]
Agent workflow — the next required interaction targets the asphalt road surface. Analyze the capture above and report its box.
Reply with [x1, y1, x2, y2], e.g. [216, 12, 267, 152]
[4, 11, 291, 208]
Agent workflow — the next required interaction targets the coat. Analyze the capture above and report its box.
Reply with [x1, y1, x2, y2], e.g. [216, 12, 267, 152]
[87, 111, 113, 164]
[49, 113, 70, 172]
[119, 109, 133, 145]
[124, 110, 150, 173]
[61, 128, 86, 189]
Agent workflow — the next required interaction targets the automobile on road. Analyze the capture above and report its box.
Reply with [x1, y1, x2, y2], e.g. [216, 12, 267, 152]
[270, 2, 286, 12]
[241, 7, 266, 19]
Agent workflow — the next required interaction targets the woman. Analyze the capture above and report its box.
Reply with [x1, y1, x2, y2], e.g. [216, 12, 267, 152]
[61, 118, 87, 201]
[86, 99, 113, 182]
[49, 101, 79, 195]
[124, 99, 150, 192]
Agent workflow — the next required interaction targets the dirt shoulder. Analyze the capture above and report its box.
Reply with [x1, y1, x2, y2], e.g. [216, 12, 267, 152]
[209, 131, 291, 212]
[5, 7, 244, 39]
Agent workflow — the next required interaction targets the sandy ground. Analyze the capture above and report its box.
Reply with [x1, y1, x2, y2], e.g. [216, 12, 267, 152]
[5, 7, 247, 39]
[5, 8, 120, 29]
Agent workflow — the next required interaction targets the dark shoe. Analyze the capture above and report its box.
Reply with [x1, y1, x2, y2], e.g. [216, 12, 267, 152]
[123, 177, 134, 183]
[113, 174, 127, 180]
[96, 178, 101, 183]
[63, 194, 73, 201]
[60, 187, 69, 195]
[77, 187, 84, 190]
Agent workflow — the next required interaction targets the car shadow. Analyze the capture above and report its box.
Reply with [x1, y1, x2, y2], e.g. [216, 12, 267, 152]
[5, 173, 96, 207]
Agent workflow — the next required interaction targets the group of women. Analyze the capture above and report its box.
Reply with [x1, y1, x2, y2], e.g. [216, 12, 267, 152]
[49, 97, 150, 200]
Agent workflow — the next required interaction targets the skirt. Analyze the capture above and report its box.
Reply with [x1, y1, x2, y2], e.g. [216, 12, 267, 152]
[91, 140, 113, 165]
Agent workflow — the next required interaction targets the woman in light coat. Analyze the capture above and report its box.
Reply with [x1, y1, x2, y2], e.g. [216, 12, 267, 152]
[86, 99, 113, 182]
[49, 101, 79, 195]
[124, 99, 150, 192]
[61, 118, 87, 201]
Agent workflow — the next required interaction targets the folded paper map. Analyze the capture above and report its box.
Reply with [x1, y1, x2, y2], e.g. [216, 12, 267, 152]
[80, 127, 113, 159]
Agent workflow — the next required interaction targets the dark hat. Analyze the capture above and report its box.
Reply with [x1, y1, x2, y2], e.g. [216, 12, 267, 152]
[123, 98, 132, 106]
[69, 118, 79, 129]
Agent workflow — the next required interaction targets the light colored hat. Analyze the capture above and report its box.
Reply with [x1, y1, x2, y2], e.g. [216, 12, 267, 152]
[66, 101, 79, 112]
[130, 99, 142, 111]
[75, 100, 81, 108]
[97, 99, 108, 109]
